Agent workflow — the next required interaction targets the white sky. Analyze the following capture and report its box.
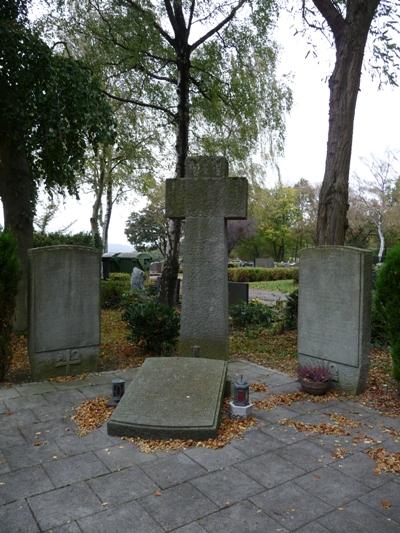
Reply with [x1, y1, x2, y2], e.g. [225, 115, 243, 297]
[1, 8, 399, 247]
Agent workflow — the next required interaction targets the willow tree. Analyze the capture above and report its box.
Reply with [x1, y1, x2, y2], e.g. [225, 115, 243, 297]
[51, 0, 291, 305]
[0, 0, 113, 328]
[300, 0, 400, 244]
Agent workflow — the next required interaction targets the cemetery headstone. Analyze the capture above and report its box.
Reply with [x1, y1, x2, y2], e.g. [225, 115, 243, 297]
[228, 282, 249, 307]
[28, 245, 101, 379]
[130, 266, 145, 291]
[255, 257, 274, 268]
[166, 155, 248, 359]
[149, 261, 163, 275]
[298, 246, 372, 394]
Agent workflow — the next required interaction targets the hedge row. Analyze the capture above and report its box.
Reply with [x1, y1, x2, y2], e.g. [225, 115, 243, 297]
[228, 267, 299, 283]
[101, 273, 131, 309]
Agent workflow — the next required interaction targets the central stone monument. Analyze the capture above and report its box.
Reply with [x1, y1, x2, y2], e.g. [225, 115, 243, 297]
[108, 156, 248, 439]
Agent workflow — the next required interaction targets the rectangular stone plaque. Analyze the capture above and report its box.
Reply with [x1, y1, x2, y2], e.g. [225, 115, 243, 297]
[298, 246, 372, 393]
[28, 245, 101, 379]
[108, 357, 227, 440]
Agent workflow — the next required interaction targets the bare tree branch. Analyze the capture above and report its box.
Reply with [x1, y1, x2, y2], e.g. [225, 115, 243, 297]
[311, 0, 345, 37]
[124, 0, 175, 46]
[102, 89, 176, 120]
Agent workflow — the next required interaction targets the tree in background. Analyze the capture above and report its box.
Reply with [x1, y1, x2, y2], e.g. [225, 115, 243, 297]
[0, 231, 20, 380]
[0, 0, 113, 328]
[227, 220, 257, 255]
[125, 184, 169, 257]
[300, 1, 400, 245]
[352, 151, 400, 260]
[49, 0, 291, 305]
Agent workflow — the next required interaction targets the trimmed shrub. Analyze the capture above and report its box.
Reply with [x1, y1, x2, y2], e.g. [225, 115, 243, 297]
[375, 244, 400, 380]
[228, 267, 298, 283]
[122, 299, 180, 355]
[230, 300, 274, 329]
[100, 273, 131, 309]
[284, 288, 298, 330]
[0, 231, 20, 380]
[32, 231, 97, 248]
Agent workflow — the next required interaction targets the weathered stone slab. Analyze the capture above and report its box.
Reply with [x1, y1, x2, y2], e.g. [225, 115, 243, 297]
[228, 282, 249, 307]
[298, 246, 372, 394]
[107, 357, 227, 440]
[28, 246, 101, 379]
[255, 257, 274, 268]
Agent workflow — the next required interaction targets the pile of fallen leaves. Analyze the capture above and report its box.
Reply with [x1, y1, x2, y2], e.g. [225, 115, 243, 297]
[253, 390, 340, 410]
[72, 397, 114, 436]
[71, 396, 257, 452]
[365, 447, 400, 475]
[279, 418, 350, 437]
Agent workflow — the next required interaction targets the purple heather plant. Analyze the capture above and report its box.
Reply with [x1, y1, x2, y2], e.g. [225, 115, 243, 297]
[297, 363, 332, 383]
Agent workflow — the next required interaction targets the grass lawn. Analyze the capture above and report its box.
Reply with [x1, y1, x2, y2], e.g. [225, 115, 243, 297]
[249, 279, 297, 293]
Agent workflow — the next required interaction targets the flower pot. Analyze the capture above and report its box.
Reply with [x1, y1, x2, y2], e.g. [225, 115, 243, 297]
[300, 378, 331, 396]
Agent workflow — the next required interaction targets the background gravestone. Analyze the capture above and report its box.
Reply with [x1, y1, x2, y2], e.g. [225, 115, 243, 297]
[228, 282, 249, 306]
[298, 246, 372, 394]
[255, 257, 274, 268]
[28, 246, 101, 379]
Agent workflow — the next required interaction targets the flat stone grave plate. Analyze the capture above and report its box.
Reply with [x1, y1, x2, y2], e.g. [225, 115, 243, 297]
[107, 357, 227, 440]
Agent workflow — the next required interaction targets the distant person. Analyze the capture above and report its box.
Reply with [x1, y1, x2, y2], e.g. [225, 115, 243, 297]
[131, 266, 145, 291]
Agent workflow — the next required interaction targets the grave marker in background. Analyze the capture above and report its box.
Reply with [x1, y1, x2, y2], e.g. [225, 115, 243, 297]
[28, 246, 100, 379]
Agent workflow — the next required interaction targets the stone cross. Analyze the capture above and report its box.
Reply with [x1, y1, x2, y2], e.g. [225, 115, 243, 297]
[55, 349, 82, 374]
[166, 156, 248, 360]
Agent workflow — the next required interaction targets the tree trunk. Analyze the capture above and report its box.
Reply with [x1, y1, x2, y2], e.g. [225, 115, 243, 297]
[377, 218, 385, 262]
[90, 152, 105, 249]
[102, 175, 113, 253]
[0, 137, 34, 331]
[159, 53, 190, 307]
[316, 1, 379, 245]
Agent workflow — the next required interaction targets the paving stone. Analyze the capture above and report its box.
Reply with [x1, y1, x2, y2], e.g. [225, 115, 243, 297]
[229, 429, 282, 457]
[359, 481, 400, 521]
[276, 440, 336, 472]
[2, 440, 65, 470]
[318, 499, 400, 532]
[0, 387, 21, 401]
[47, 522, 82, 533]
[260, 423, 310, 445]
[95, 443, 156, 471]
[294, 465, 370, 506]
[0, 427, 27, 448]
[235, 452, 305, 489]
[141, 452, 206, 488]
[4, 394, 49, 412]
[78, 384, 111, 400]
[0, 401, 8, 414]
[262, 372, 298, 387]
[0, 500, 39, 532]
[288, 400, 328, 415]
[19, 418, 75, 443]
[0, 465, 53, 504]
[254, 405, 301, 424]
[15, 382, 57, 395]
[87, 464, 157, 504]
[139, 482, 217, 530]
[32, 403, 75, 423]
[265, 381, 302, 395]
[331, 451, 393, 488]
[250, 481, 333, 530]
[43, 389, 87, 405]
[184, 443, 247, 471]
[43, 451, 109, 487]
[199, 500, 287, 532]
[295, 523, 331, 533]
[320, 400, 376, 420]
[55, 429, 115, 455]
[0, 408, 38, 427]
[28, 481, 103, 530]
[0, 451, 10, 474]
[77, 500, 164, 533]
[173, 523, 208, 533]
[191, 466, 263, 507]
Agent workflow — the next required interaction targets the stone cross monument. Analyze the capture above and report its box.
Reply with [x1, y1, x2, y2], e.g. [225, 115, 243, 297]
[166, 156, 248, 360]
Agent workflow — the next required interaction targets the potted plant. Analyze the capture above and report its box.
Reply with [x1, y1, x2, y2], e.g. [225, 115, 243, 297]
[297, 363, 332, 395]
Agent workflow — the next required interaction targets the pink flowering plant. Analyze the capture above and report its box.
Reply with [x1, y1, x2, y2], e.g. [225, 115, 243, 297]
[297, 363, 332, 383]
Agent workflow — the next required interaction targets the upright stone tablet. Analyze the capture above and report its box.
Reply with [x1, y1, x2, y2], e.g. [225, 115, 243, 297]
[166, 156, 248, 359]
[298, 246, 372, 394]
[28, 245, 101, 379]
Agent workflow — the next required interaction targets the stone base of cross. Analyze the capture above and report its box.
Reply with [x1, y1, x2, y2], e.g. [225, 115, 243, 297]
[166, 156, 248, 360]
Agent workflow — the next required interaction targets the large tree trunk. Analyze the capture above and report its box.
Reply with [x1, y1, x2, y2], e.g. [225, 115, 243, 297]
[315, 0, 379, 245]
[0, 137, 35, 331]
[159, 54, 190, 306]
[102, 176, 113, 253]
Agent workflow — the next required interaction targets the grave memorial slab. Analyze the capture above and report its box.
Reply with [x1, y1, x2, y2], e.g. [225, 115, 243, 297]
[166, 156, 248, 360]
[28, 245, 101, 379]
[255, 257, 274, 268]
[298, 246, 372, 394]
[107, 357, 227, 440]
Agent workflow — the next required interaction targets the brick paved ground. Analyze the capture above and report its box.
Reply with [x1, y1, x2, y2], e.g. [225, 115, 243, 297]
[0, 361, 399, 532]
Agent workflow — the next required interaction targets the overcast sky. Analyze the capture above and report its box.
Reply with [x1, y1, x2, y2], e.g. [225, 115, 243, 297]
[1, 8, 399, 248]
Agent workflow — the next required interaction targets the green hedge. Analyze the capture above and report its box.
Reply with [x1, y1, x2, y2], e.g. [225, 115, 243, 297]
[228, 267, 298, 283]
[100, 273, 131, 309]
